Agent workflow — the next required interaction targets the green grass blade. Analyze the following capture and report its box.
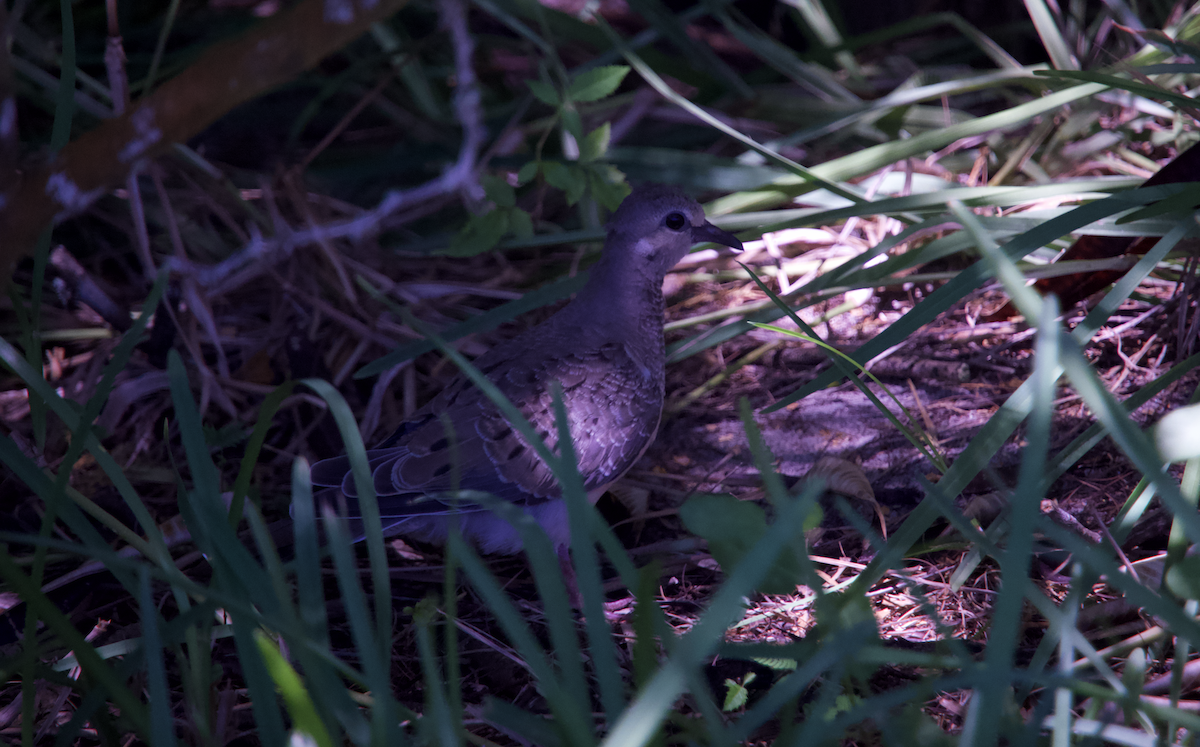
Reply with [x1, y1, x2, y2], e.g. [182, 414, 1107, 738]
[624, 0, 751, 96]
[321, 506, 397, 747]
[762, 184, 1185, 411]
[229, 380, 296, 526]
[299, 378, 392, 660]
[1023, 0, 1078, 70]
[256, 630, 337, 747]
[411, 599, 456, 746]
[450, 530, 594, 745]
[968, 298, 1062, 745]
[600, 18, 867, 206]
[601, 479, 827, 747]
[137, 566, 175, 747]
[0, 548, 150, 735]
[709, 82, 1108, 214]
[287, 457, 368, 743]
[230, 615, 288, 745]
[552, 388, 625, 723]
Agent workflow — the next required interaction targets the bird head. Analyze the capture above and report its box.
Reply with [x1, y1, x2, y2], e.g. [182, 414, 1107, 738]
[606, 185, 743, 277]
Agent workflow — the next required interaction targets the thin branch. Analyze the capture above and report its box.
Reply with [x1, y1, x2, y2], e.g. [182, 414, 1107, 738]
[172, 0, 488, 295]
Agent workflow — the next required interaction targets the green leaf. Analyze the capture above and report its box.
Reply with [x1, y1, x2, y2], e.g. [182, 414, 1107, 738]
[752, 657, 798, 672]
[527, 79, 559, 106]
[566, 65, 629, 102]
[543, 162, 587, 205]
[541, 161, 570, 189]
[562, 107, 583, 141]
[204, 422, 248, 450]
[722, 674, 754, 711]
[482, 174, 516, 208]
[565, 174, 587, 205]
[1116, 186, 1200, 224]
[516, 161, 540, 185]
[587, 166, 631, 211]
[579, 122, 611, 163]
[509, 208, 533, 238]
[447, 210, 509, 256]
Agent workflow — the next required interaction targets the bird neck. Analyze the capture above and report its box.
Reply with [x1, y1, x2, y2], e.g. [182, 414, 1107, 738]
[573, 252, 666, 336]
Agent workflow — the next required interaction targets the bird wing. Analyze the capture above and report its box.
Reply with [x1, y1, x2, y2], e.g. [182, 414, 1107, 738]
[310, 341, 662, 514]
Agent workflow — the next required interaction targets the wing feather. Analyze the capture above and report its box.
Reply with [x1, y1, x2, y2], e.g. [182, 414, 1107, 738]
[309, 341, 661, 513]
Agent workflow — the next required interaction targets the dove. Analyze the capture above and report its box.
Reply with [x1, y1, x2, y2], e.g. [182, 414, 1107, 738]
[310, 185, 743, 557]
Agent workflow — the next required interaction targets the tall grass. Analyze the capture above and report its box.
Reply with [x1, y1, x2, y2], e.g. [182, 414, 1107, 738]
[2, 0, 1200, 744]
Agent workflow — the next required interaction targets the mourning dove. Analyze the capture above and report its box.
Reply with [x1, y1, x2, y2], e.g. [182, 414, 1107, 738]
[309, 185, 742, 554]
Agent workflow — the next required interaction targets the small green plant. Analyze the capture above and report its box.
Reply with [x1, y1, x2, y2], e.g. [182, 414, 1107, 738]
[521, 64, 632, 209]
[447, 174, 534, 256]
[449, 65, 631, 256]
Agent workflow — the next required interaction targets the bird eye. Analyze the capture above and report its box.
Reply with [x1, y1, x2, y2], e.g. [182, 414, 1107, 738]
[664, 212, 686, 230]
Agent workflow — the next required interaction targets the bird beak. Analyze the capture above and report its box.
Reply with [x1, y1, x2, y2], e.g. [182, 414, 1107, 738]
[692, 221, 743, 252]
